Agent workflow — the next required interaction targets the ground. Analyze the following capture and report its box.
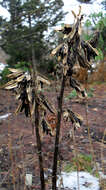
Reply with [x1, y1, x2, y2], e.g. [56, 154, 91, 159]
[0, 82, 106, 189]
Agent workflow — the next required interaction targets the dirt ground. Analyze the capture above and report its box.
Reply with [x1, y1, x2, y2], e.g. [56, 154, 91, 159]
[0, 83, 106, 189]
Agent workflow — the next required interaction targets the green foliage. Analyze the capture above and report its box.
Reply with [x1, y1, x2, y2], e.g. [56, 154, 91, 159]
[95, 48, 104, 61]
[85, 19, 92, 28]
[87, 87, 95, 97]
[66, 89, 77, 99]
[66, 88, 94, 99]
[63, 153, 93, 173]
[0, 0, 65, 71]
[0, 67, 10, 84]
[64, 163, 73, 173]
[14, 61, 31, 72]
[84, 12, 106, 59]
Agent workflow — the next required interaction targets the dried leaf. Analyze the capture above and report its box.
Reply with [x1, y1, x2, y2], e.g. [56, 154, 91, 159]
[77, 52, 91, 69]
[15, 74, 25, 82]
[37, 75, 50, 86]
[41, 119, 53, 136]
[55, 24, 72, 35]
[3, 80, 15, 87]
[4, 83, 18, 89]
[8, 68, 22, 73]
[86, 41, 99, 56]
[78, 5, 81, 16]
[15, 103, 22, 114]
[51, 43, 64, 56]
[63, 109, 83, 129]
[27, 86, 32, 102]
[7, 71, 23, 78]
[88, 31, 100, 48]
[81, 40, 99, 62]
[70, 77, 87, 98]
[16, 93, 21, 100]
[40, 94, 56, 114]
[63, 110, 70, 122]
[63, 65, 69, 76]
[71, 10, 77, 19]
[30, 100, 35, 116]
[64, 26, 75, 39]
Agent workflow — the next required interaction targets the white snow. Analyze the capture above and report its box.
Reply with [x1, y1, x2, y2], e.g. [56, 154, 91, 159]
[0, 113, 11, 120]
[0, 62, 7, 79]
[0, 63, 7, 73]
[25, 174, 32, 186]
[0, 5, 10, 20]
[57, 171, 100, 190]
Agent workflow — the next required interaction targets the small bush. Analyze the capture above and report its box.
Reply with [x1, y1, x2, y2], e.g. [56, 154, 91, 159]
[63, 153, 93, 173]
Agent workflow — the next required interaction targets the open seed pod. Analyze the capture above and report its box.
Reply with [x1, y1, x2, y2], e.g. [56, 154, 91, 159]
[41, 118, 53, 136]
[39, 93, 56, 115]
[81, 40, 99, 62]
[3, 68, 52, 118]
[70, 77, 87, 98]
[63, 109, 83, 129]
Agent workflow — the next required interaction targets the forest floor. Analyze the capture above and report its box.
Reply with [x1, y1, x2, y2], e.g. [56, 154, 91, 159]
[0, 82, 106, 189]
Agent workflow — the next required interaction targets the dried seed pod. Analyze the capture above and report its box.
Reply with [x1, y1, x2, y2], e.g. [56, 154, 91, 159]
[37, 75, 51, 86]
[81, 40, 99, 62]
[63, 109, 83, 129]
[51, 43, 64, 56]
[39, 93, 56, 114]
[88, 31, 100, 48]
[4, 68, 52, 119]
[77, 52, 91, 69]
[41, 119, 53, 136]
[70, 77, 87, 98]
[4, 82, 18, 89]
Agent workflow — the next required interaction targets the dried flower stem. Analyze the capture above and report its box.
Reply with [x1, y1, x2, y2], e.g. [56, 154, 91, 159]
[52, 75, 66, 190]
[31, 42, 45, 189]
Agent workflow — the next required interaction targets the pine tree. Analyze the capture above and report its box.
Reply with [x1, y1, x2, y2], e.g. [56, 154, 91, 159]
[0, 0, 65, 68]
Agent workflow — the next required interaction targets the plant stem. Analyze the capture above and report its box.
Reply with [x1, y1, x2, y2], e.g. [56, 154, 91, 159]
[29, 12, 45, 189]
[35, 102, 45, 190]
[52, 75, 66, 190]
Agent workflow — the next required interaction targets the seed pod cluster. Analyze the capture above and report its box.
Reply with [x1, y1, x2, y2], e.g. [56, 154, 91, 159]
[3, 7, 99, 134]
[51, 6, 99, 129]
[3, 68, 56, 136]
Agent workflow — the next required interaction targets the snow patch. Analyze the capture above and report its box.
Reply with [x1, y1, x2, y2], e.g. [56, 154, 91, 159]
[0, 113, 11, 120]
[0, 63, 7, 73]
[0, 63, 8, 79]
[25, 174, 32, 186]
[57, 171, 100, 190]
